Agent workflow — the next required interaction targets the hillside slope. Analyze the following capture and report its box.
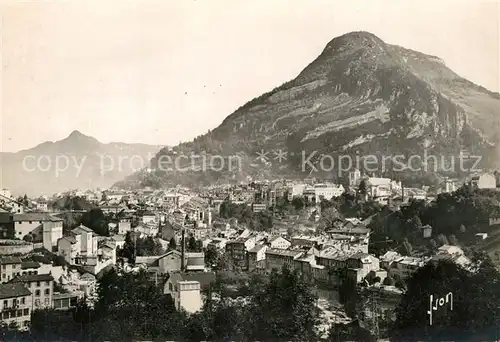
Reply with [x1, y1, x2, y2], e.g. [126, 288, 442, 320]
[1, 131, 162, 196]
[116, 31, 500, 189]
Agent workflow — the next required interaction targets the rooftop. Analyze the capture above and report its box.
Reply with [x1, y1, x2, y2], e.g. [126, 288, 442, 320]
[11, 273, 55, 283]
[265, 248, 303, 258]
[13, 213, 63, 222]
[0, 256, 22, 265]
[0, 283, 31, 299]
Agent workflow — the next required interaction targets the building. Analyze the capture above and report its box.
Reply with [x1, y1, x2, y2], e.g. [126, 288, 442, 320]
[117, 219, 132, 235]
[164, 272, 216, 314]
[365, 178, 392, 198]
[265, 249, 304, 271]
[248, 243, 268, 271]
[471, 173, 497, 189]
[141, 211, 156, 224]
[10, 213, 63, 250]
[9, 274, 54, 309]
[313, 183, 345, 202]
[0, 282, 32, 329]
[0, 257, 22, 283]
[268, 236, 291, 250]
[57, 235, 82, 264]
[53, 291, 84, 310]
[71, 225, 96, 256]
[252, 203, 267, 213]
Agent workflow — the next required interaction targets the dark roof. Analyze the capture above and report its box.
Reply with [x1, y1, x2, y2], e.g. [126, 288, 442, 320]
[10, 274, 54, 283]
[0, 213, 13, 224]
[0, 257, 22, 265]
[13, 213, 62, 222]
[21, 261, 41, 269]
[169, 272, 216, 288]
[0, 283, 31, 299]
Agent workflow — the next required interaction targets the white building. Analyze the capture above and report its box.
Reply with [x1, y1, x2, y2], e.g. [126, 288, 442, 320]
[314, 183, 345, 202]
[365, 178, 392, 198]
[12, 213, 63, 251]
[71, 225, 96, 256]
[268, 236, 291, 250]
[471, 173, 497, 189]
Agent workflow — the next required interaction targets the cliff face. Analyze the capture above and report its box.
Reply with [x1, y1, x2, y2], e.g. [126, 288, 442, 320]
[116, 31, 500, 189]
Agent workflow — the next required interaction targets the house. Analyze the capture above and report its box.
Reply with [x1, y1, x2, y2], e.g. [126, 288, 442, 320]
[471, 173, 497, 189]
[226, 238, 255, 269]
[117, 219, 132, 235]
[265, 249, 304, 271]
[71, 225, 97, 256]
[268, 236, 291, 250]
[135, 250, 183, 274]
[9, 273, 54, 309]
[365, 178, 392, 198]
[0, 257, 22, 283]
[0, 282, 32, 329]
[53, 291, 84, 310]
[164, 272, 216, 314]
[345, 253, 380, 283]
[11, 213, 63, 251]
[111, 235, 126, 249]
[248, 244, 268, 271]
[57, 235, 81, 264]
[185, 252, 205, 272]
[141, 211, 156, 224]
[313, 183, 345, 202]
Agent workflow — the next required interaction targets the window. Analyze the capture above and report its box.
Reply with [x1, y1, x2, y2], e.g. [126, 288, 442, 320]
[35, 299, 40, 307]
[29, 221, 32, 224]
[21, 297, 25, 304]
[17, 310, 22, 317]
[2, 274, 5, 279]
[44, 298, 49, 305]
[23, 309, 29, 316]
[45, 281, 50, 286]
[23, 320, 29, 327]
[35, 290, 40, 296]
[169, 283, 173, 291]
[44, 289, 50, 295]
[2, 312, 8, 319]
[3, 300, 7, 308]
[36, 281, 40, 287]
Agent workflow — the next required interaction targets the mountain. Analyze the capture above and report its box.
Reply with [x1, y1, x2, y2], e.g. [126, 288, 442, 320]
[116, 31, 500, 189]
[0, 131, 162, 196]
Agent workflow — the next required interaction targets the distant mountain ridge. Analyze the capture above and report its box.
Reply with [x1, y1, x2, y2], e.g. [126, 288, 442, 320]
[1, 131, 162, 196]
[118, 32, 496, 188]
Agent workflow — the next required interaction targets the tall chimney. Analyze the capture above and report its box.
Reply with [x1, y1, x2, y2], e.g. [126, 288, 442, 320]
[181, 228, 186, 271]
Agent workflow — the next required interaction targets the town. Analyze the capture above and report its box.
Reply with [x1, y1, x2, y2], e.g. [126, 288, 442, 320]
[0, 169, 500, 340]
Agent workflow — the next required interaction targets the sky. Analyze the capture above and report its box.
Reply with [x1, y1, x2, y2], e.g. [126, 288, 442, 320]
[1, 0, 499, 152]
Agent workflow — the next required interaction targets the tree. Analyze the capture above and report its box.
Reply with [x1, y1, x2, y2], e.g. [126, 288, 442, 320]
[187, 234, 197, 252]
[169, 237, 177, 250]
[436, 234, 449, 246]
[358, 179, 368, 196]
[291, 197, 305, 211]
[244, 266, 319, 341]
[383, 276, 394, 286]
[81, 208, 109, 236]
[391, 256, 500, 341]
